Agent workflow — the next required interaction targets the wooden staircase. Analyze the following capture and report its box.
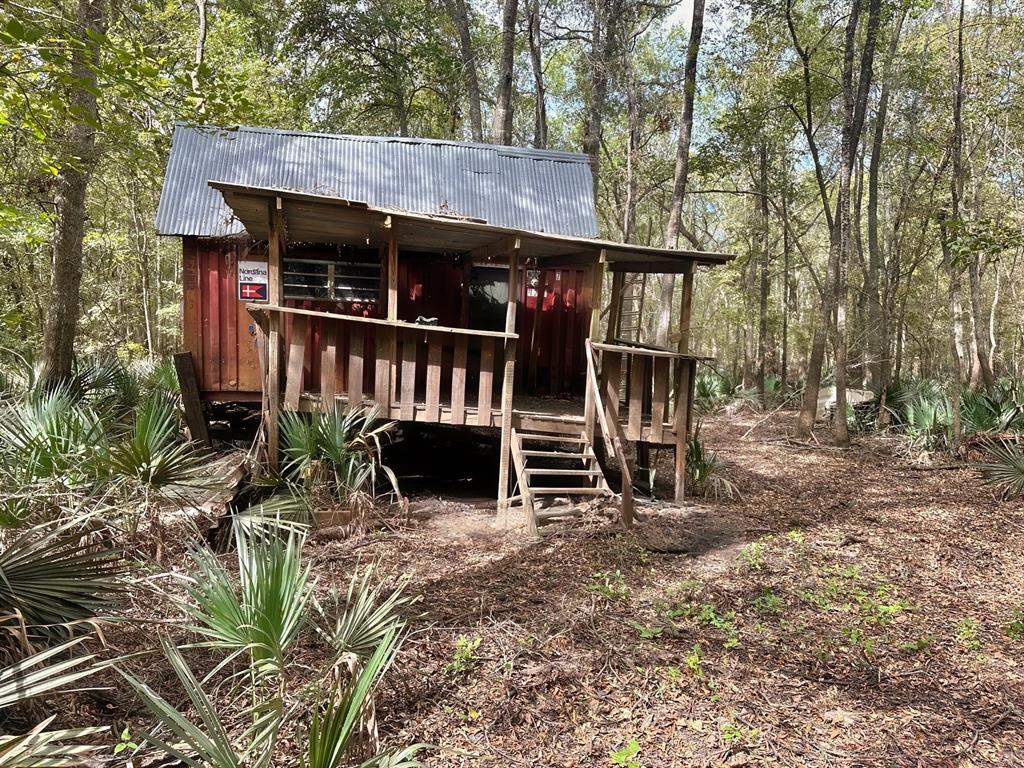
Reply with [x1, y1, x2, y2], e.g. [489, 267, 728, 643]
[509, 429, 614, 535]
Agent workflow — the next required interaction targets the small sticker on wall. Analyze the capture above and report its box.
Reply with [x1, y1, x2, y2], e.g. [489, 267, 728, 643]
[238, 260, 269, 302]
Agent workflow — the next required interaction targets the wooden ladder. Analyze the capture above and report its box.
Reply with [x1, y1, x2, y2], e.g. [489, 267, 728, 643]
[509, 429, 613, 535]
[617, 273, 648, 343]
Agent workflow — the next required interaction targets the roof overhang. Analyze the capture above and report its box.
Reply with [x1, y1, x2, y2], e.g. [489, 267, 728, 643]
[209, 181, 735, 270]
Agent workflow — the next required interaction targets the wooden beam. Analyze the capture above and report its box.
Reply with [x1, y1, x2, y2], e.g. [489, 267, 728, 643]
[265, 200, 285, 472]
[678, 262, 695, 354]
[674, 359, 693, 503]
[470, 235, 521, 262]
[534, 249, 603, 268]
[608, 259, 699, 274]
[173, 352, 211, 448]
[605, 271, 625, 343]
[497, 243, 521, 507]
[284, 313, 308, 410]
[386, 236, 398, 321]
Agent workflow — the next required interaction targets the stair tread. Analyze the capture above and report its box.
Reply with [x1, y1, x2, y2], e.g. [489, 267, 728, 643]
[525, 468, 602, 476]
[521, 450, 589, 458]
[515, 433, 585, 443]
[531, 487, 610, 495]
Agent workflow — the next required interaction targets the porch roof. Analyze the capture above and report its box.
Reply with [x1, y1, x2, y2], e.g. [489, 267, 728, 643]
[209, 181, 735, 270]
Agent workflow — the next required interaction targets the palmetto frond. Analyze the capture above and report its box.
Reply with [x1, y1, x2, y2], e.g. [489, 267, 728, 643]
[978, 439, 1024, 499]
[318, 565, 414, 660]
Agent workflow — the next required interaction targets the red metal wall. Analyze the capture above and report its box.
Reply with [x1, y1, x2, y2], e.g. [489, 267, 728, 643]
[182, 238, 592, 400]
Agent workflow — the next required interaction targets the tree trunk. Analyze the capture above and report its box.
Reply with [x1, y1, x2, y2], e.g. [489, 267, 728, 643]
[866, 7, 905, 394]
[526, 0, 547, 149]
[656, 0, 705, 347]
[492, 0, 518, 145]
[444, 0, 484, 142]
[756, 142, 770, 404]
[622, 52, 640, 242]
[192, 0, 207, 106]
[41, 0, 105, 384]
[582, 2, 610, 197]
[780, 169, 792, 391]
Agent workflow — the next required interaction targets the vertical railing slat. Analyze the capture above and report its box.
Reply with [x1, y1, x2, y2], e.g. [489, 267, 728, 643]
[651, 356, 669, 444]
[451, 336, 468, 425]
[283, 313, 308, 410]
[627, 352, 645, 441]
[320, 319, 336, 409]
[400, 329, 417, 421]
[477, 337, 495, 426]
[425, 335, 442, 421]
[348, 324, 364, 406]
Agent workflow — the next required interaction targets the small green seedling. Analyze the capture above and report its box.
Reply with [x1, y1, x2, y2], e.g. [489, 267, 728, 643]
[609, 738, 642, 768]
[447, 635, 482, 674]
[113, 727, 139, 755]
[956, 618, 982, 651]
[587, 570, 629, 601]
[630, 622, 663, 641]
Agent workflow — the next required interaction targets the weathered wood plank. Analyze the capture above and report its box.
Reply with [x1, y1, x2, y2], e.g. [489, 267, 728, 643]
[450, 336, 468, 425]
[497, 337, 517, 508]
[425, 335, 442, 421]
[400, 330, 416, 421]
[674, 359, 693, 502]
[348, 324, 364, 406]
[283, 313, 308, 410]
[627, 354, 645, 441]
[375, 326, 392, 411]
[601, 350, 622, 425]
[320, 320, 337, 408]
[477, 337, 494, 426]
[509, 430, 538, 537]
[173, 352, 211, 447]
[651, 356, 669, 444]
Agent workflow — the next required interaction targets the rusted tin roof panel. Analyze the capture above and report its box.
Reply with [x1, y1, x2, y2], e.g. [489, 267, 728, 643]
[155, 124, 599, 238]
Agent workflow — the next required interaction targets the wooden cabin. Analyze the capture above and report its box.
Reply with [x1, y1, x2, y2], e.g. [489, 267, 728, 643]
[156, 125, 732, 531]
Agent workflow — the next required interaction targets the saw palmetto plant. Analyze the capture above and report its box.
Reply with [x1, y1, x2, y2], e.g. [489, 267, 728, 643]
[978, 439, 1024, 499]
[182, 525, 314, 680]
[280, 405, 399, 508]
[0, 638, 107, 767]
[126, 524, 424, 768]
[0, 520, 122, 654]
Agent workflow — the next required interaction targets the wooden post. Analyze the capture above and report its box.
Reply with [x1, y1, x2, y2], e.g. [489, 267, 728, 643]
[497, 241, 520, 508]
[678, 261, 695, 353]
[673, 261, 695, 501]
[173, 352, 210, 447]
[266, 198, 285, 472]
[384, 236, 399, 410]
[673, 359, 693, 503]
[606, 270, 625, 343]
[584, 255, 605, 443]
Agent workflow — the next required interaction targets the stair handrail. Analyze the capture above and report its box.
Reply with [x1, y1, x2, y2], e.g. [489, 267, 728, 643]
[584, 338, 634, 528]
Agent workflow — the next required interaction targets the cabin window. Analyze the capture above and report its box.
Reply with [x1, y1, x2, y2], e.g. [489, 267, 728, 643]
[283, 257, 380, 304]
[468, 266, 509, 331]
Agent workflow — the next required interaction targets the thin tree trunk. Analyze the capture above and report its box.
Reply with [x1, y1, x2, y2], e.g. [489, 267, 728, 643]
[526, 0, 547, 149]
[780, 169, 792, 390]
[444, 0, 484, 142]
[42, 0, 105, 384]
[756, 142, 770, 403]
[866, 8, 905, 395]
[622, 51, 640, 242]
[492, 0, 518, 145]
[656, 0, 705, 347]
[583, 1, 610, 197]
[192, 0, 207, 109]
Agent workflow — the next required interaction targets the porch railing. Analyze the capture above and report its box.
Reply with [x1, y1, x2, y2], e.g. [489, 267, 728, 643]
[247, 304, 517, 427]
[585, 338, 701, 504]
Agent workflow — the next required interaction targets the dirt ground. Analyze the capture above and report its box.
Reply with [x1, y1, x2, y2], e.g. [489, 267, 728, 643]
[313, 410, 1024, 767]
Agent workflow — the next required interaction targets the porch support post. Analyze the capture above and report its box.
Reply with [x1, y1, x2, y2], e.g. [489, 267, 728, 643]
[584, 252, 605, 443]
[674, 261, 695, 502]
[673, 360, 694, 502]
[384, 235, 399, 408]
[266, 197, 285, 472]
[497, 240, 521, 510]
[678, 261, 694, 353]
[606, 270, 625, 343]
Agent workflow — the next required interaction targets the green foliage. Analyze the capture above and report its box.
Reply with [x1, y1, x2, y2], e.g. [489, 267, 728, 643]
[446, 635, 482, 675]
[319, 565, 414, 660]
[1006, 606, 1024, 642]
[977, 439, 1024, 499]
[686, 437, 739, 500]
[697, 604, 740, 649]
[183, 526, 313, 678]
[586, 570, 630, 601]
[609, 739, 642, 768]
[0, 637, 106, 765]
[955, 618, 982, 651]
[280, 406, 399, 508]
[0, 521, 122, 651]
[105, 394, 206, 490]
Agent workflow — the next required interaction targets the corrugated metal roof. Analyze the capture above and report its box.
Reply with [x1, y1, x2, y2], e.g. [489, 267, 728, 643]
[155, 124, 599, 238]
